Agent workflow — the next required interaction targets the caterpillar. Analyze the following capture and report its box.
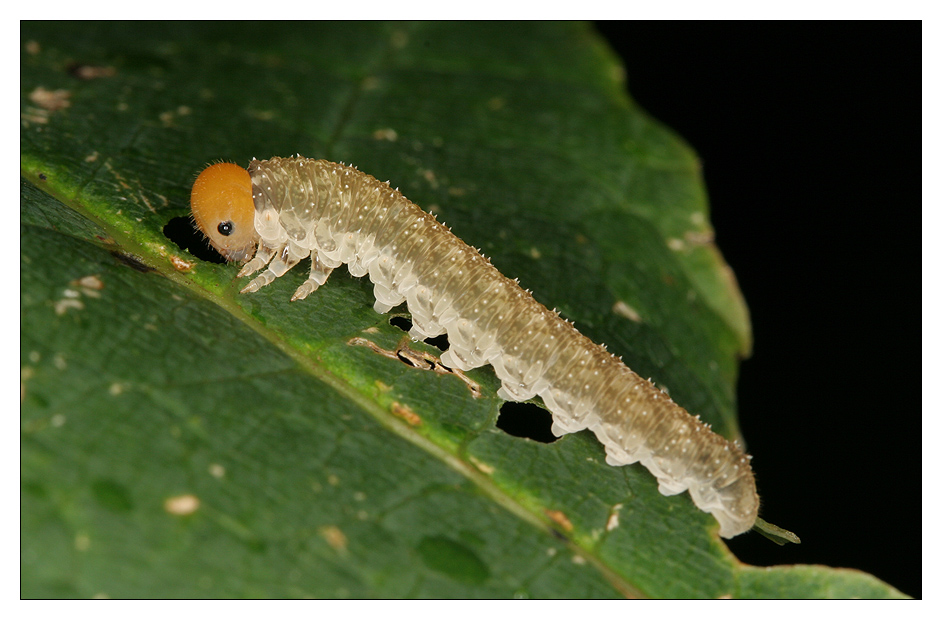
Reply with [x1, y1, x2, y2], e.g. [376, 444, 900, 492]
[190, 156, 759, 538]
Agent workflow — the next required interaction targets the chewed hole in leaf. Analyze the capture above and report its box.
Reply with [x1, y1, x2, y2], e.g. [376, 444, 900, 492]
[389, 315, 451, 351]
[389, 315, 412, 332]
[496, 402, 557, 444]
[425, 333, 450, 352]
[164, 216, 227, 263]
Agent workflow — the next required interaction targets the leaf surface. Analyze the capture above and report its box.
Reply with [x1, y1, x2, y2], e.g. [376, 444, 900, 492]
[20, 21, 903, 598]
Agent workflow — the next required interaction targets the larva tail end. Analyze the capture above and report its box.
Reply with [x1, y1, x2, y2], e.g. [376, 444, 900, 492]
[190, 162, 259, 262]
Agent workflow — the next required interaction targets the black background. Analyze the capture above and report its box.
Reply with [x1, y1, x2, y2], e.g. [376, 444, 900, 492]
[594, 22, 920, 598]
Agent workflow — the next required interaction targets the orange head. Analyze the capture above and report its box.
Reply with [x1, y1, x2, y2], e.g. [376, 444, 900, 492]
[190, 162, 258, 261]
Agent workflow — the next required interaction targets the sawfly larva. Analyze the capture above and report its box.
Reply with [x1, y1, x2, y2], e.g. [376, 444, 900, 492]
[190, 156, 760, 538]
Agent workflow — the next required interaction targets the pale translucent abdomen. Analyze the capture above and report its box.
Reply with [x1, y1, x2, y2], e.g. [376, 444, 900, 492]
[239, 155, 759, 538]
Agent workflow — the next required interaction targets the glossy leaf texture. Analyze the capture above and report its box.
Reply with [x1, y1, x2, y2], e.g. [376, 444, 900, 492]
[20, 22, 903, 598]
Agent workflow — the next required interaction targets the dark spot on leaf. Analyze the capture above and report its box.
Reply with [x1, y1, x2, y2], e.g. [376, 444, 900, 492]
[38, 173, 47, 181]
[416, 536, 490, 585]
[496, 402, 557, 443]
[163, 216, 226, 263]
[91, 478, 134, 513]
[242, 538, 267, 554]
[549, 529, 569, 543]
[23, 391, 49, 408]
[21, 480, 47, 498]
[110, 250, 155, 273]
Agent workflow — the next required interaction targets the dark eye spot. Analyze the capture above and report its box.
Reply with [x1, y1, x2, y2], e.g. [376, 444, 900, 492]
[217, 221, 234, 236]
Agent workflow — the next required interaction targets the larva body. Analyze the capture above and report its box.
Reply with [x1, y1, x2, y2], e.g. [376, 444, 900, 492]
[190, 156, 759, 538]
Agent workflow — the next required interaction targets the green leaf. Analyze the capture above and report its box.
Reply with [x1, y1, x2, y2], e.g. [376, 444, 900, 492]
[20, 22, 904, 598]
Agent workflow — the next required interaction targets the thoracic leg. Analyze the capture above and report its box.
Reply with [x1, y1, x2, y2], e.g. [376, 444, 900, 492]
[238, 242, 280, 278]
[291, 250, 336, 301]
[241, 241, 308, 294]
